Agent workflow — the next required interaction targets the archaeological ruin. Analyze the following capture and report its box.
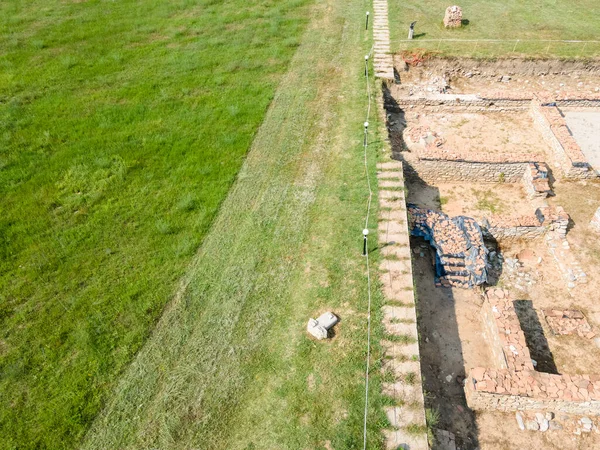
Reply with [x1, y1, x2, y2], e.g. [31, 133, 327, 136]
[377, 56, 600, 449]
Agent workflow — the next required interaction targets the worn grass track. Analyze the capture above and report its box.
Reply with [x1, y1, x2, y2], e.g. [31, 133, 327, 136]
[82, 0, 387, 448]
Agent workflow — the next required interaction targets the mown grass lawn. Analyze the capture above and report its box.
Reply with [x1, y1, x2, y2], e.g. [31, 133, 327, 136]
[0, 0, 311, 447]
[388, 0, 600, 57]
[81, 0, 389, 446]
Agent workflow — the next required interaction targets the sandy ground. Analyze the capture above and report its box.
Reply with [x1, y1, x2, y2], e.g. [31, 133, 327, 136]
[563, 110, 600, 173]
[406, 181, 539, 221]
[403, 111, 552, 161]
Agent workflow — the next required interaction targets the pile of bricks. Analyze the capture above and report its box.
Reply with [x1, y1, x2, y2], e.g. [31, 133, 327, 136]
[541, 206, 569, 236]
[443, 5, 462, 28]
[522, 162, 552, 198]
[543, 309, 596, 339]
[408, 205, 488, 288]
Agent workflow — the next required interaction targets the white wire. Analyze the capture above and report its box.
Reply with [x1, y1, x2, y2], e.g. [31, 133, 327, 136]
[362, 41, 375, 450]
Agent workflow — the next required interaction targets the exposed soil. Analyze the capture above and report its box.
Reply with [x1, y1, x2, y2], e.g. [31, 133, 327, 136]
[412, 237, 489, 449]
[402, 111, 552, 161]
[392, 57, 600, 100]
[406, 181, 539, 222]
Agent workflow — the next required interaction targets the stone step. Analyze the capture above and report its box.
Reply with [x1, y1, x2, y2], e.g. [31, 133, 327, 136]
[383, 320, 418, 337]
[381, 359, 422, 378]
[383, 305, 417, 322]
[381, 340, 420, 359]
[382, 382, 425, 405]
[385, 406, 426, 428]
[382, 429, 429, 450]
[377, 161, 403, 171]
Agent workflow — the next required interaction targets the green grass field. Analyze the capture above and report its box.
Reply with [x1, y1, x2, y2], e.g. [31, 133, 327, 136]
[81, 0, 389, 446]
[0, 0, 311, 447]
[388, 0, 600, 58]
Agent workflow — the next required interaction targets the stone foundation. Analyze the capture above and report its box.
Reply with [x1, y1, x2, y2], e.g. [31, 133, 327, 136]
[480, 206, 568, 242]
[530, 100, 596, 179]
[465, 292, 600, 416]
[405, 160, 527, 184]
[522, 162, 552, 198]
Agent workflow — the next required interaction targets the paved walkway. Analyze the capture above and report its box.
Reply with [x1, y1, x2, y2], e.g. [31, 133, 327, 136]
[372, 0, 394, 80]
[377, 161, 429, 450]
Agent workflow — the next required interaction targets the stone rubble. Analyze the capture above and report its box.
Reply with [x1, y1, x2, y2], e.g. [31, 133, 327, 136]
[443, 5, 463, 28]
[542, 309, 596, 339]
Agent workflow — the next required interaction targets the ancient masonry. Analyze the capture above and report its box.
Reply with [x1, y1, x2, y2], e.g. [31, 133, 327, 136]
[465, 291, 600, 416]
[372, 0, 394, 80]
[377, 160, 429, 450]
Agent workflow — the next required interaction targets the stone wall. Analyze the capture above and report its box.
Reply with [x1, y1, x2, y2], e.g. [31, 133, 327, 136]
[393, 92, 600, 110]
[522, 162, 552, 199]
[480, 206, 569, 242]
[404, 160, 527, 184]
[465, 369, 600, 416]
[529, 100, 596, 179]
[465, 292, 600, 416]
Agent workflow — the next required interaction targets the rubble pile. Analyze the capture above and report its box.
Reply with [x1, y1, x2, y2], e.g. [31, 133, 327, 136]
[408, 205, 488, 288]
[443, 5, 463, 28]
[543, 309, 596, 339]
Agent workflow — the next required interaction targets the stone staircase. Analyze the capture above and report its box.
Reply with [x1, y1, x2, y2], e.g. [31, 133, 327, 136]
[377, 160, 429, 450]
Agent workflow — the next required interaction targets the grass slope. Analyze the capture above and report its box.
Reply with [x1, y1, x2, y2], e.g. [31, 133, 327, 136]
[82, 0, 388, 447]
[0, 0, 310, 447]
[388, 0, 600, 57]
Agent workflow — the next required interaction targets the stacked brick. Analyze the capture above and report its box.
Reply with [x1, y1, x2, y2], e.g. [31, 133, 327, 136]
[466, 369, 600, 415]
[418, 144, 546, 164]
[522, 162, 552, 198]
[405, 160, 528, 184]
[408, 205, 488, 288]
[443, 5, 463, 28]
[466, 292, 600, 415]
[543, 309, 596, 339]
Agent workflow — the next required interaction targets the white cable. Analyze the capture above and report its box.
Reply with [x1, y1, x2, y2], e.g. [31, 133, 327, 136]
[362, 40, 374, 450]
